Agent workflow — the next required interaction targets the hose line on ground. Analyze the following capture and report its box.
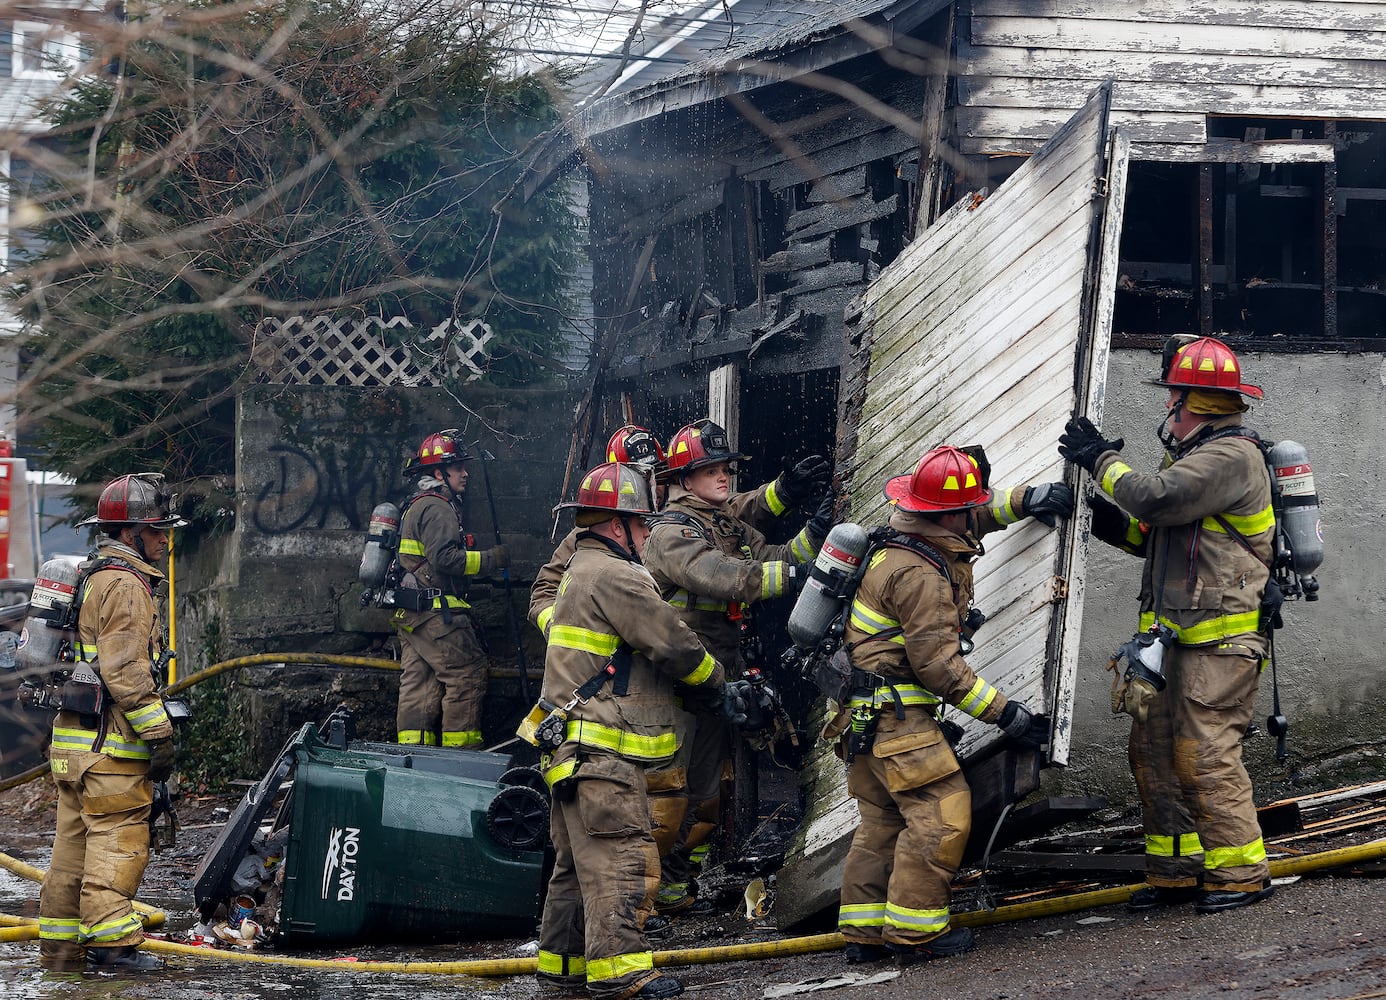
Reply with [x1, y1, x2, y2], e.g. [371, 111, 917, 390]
[2, 838, 1384, 974]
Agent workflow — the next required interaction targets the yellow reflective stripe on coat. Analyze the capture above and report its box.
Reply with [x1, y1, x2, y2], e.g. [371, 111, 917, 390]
[536, 605, 554, 638]
[885, 901, 952, 934]
[954, 677, 999, 719]
[1204, 837, 1267, 871]
[1145, 832, 1204, 858]
[441, 730, 482, 748]
[1138, 611, 1264, 645]
[51, 727, 150, 760]
[988, 486, 1024, 526]
[1101, 460, 1135, 497]
[849, 599, 906, 645]
[537, 951, 586, 976]
[74, 642, 97, 660]
[564, 719, 677, 762]
[838, 902, 887, 928]
[124, 701, 170, 735]
[761, 561, 787, 599]
[667, 590, 733, 613]
[399, 538, 426, 557]
[764, 479, 790, 516]
[678, 651, 716, 687]
[848, 683, 941, 711]
[789, 527, 817, 563]
[83, 911, 144, 944]
[1202, 505, 1275, 537]
[548, 625, 623, 657]
[464, 550, 482, 575]
[543, 757, 578, 788]
[432, 594, 469, 610]
[38, 917, 81, 942]
[586, 950, 653, 982]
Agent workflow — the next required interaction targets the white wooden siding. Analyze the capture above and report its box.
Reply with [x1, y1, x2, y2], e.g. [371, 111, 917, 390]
[960, 0, 1386, 155]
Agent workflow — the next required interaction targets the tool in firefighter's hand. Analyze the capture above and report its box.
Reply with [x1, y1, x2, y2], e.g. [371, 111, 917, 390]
[1107, 624, 1176, 723]
[959, 606, 987, 656]
[148, 780, 178, 850]
[1059, 416, 1125, 474]
[739, 666, 800, 751]
[996, 701, 1048, 751]
[473, 442, 532, 703]
[1021, 482, 1075, 528]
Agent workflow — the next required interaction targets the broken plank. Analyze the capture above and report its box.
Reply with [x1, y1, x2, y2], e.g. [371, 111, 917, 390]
[787, 194, 899, 241]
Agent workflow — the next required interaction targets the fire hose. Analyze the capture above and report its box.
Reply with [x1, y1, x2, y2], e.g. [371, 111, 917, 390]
[3, 838, 1386, 971]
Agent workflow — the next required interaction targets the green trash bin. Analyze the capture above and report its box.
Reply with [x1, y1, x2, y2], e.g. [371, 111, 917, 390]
[274, 721, 549, 945]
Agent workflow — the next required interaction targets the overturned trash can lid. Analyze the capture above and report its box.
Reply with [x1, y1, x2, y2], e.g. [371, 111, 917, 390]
[195, 716, 549, 946]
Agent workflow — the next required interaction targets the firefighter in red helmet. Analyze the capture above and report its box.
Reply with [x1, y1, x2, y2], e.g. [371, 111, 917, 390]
[1060, 336, 1275, 915]
[533, 462, 744, 1000]
[833, 446, 1066, 966]
[393, 430, 506, 748]
[39, 474, 186, 973]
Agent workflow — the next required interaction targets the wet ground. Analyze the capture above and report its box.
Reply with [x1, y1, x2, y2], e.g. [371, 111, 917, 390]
[4, 778, 1386, 1000]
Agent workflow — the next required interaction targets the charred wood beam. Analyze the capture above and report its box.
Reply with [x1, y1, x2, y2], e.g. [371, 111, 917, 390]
[788, 193, 899, 242]
[786, 260, 866, 296]
[762, 237, 831, 274]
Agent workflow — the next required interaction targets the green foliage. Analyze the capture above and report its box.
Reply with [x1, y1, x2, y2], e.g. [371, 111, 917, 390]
[13, 0, 576, 494]
[179, 673, 248, 793]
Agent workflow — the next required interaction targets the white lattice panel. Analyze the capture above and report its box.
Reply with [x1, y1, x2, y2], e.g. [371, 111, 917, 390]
[252, 315, 493, 386]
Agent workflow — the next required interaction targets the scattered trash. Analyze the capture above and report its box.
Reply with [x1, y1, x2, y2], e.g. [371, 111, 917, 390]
[1271, 875, 1302, 887]
[743, 877, 768, 920]
[1075, 916, 1115, 925]
[764, 970, 899, 997]
[516, 940, 539, 956]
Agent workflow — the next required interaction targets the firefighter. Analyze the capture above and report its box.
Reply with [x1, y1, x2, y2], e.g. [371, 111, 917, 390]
[39, 474, 185, 973]
[528, 425, 831, 640]
[834, 446, 1067, 965]
[534, 461, 745, 1000]
[1059, 336, 1275, 914]
[641, 419, 832, 915]
[394, 430, 506, 748]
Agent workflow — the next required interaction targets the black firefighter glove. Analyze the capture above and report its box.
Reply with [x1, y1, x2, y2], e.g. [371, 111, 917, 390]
[807, 492, 836, 544]
[1088, 493, 1134, 547]
[1058, 416, 1124, 475]
[776, 456, 832, 508]
[996, 701, 1049, 751]
[1021, 482, 1075, 527]
[720, 680, 753, 726]
[147, 737, 177, 783]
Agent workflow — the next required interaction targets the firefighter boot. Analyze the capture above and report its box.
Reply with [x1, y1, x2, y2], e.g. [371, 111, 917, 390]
[889, 927, 976, 966]
[86, 945, 165, 972]
[843, 941, 893, 964]
[1127, 885, 1201, 912]
[624, 973, 684, 999]
[1196, 882, 1275, 914]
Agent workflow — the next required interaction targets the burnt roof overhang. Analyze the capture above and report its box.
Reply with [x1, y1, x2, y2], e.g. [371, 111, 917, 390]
[523, 0, 951, 197]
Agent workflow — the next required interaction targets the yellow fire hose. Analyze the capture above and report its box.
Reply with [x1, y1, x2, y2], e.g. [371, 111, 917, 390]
[1, 838, 1384, 973]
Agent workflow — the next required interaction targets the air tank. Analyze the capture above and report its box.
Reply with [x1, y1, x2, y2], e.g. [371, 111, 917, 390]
[15, 558, 81, 674]
[1267, 440, 1322, 599]
[787, 522, 870, 651]
[358, 502, 401, 589]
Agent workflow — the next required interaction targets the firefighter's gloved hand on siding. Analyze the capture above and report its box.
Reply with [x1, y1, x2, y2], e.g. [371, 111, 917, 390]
[1021, 482, 1075, 527]
[147, 738, 177, 783]
[479, 544, 508, 574]
[996, 701, 1048, 751]
[720, 680, 753, 726]
[1059, 416, 1124, 474]
[807, 493, 836, 543]
[776, 456, 832, 507]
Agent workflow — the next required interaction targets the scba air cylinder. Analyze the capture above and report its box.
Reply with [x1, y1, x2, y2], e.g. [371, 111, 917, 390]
[358, 502, 401, 588]
[1267, 440, 1323, 593]
[788, 522, 870, 651]
[15, 558, 81, 673]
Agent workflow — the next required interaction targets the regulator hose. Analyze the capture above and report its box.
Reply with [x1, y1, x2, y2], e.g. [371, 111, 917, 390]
[2, 838, 1384, 974]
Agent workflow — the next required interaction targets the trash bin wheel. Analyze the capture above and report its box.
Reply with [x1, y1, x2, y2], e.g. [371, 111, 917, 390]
[499, 765, 548, 796]
[487, 785, 549, 852]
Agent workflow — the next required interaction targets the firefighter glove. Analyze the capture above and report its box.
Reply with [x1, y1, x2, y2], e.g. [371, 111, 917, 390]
[808, 492, 836, 542]
[1088, 493, 1134, 547]
[147, 738, 177, 783]
[720, 680, 753, 726]
[996, 701, 1048, 750]
[1059, 416, 1123, 474]
[777, 456, 832, 507]
[480, 544, 508, 574]
[1021, 482, 1074, 527]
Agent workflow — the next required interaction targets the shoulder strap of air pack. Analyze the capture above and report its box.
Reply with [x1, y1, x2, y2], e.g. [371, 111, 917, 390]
[646, 509, 714, 546]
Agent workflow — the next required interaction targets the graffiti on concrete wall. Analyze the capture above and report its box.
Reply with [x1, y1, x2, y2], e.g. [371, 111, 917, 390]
[251, 440, 399, 534]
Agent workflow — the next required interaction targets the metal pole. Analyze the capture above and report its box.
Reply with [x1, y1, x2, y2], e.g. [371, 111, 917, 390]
[473, 445, 532, 703]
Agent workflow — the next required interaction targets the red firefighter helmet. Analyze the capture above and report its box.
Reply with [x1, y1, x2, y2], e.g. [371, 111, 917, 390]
[661, 419, 749, 482]
[606, 425, 666, 470]
[555, 462, 657, 517]
[883, 446, 992, 513]
[1149, 336, 1263, 400]
[404, 429, 471, 475]
[80, 473, 187, 528]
